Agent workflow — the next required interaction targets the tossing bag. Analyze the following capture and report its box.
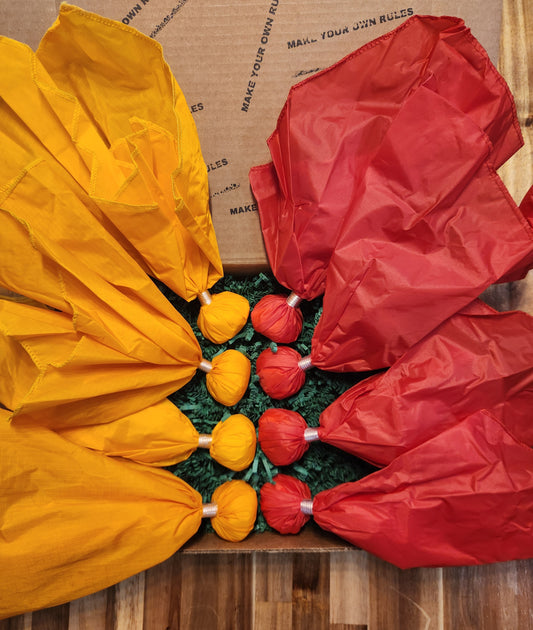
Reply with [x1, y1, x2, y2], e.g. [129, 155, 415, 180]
[59, 399, 256, 471]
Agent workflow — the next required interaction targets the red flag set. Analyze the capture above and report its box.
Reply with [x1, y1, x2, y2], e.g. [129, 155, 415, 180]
[260, 411, 533, 569]
[258, 300, 533, 468]
[250, 15, 533, 567]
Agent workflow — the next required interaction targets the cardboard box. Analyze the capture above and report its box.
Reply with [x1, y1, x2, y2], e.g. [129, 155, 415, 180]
[4, 0, 502, 273]
[1, 1, 507, 556]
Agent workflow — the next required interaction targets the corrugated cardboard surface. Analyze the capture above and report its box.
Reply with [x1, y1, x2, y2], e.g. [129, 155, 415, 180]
[2, 1, 503, 272]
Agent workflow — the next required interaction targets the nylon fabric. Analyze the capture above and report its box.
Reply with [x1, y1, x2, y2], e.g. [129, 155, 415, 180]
[0, 414, 203, 618]
[261, 411, 533, 568]
[258, 300, 533, 467]
[249, 14, 523, 343]
[35, 4, 249, 341]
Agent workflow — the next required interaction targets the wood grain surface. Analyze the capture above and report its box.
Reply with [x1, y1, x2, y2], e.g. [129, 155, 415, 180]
[1, 0, 532, 627]
[2, 553, 532, 630]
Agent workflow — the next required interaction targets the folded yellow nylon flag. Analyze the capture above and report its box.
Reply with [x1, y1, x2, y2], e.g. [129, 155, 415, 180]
[33, 4, 249, 343]
[0, 412, 257, 619]
[58, 400, 257, 470]
[0, 153, 250, 411]
[0, 296, 249, 428]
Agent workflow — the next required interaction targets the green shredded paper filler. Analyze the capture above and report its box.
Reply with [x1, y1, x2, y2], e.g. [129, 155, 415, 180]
[158, 272, 378, 533]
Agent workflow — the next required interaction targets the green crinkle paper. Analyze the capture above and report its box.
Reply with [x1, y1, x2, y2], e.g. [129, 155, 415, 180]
[158, 273, 378, 533]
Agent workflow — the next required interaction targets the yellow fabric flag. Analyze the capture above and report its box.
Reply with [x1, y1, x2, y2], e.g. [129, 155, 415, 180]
[0, 297, 249, 428]
[0, 148, 250, 408]
[0, 35, 157, 270]
[35, 4, 249, 343]
[0, 412, 257, 619]
[58, 400, 257, 470]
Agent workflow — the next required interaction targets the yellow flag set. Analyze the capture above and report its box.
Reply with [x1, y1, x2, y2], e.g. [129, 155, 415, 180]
[0, 5, 256, 618]
[0, 415, 257, 618]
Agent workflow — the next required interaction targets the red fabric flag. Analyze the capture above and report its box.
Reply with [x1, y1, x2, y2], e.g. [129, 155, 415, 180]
[249, 14, 522, 343]
[261, 410, 533, 568]
[314, 163, 533, 374]
[256, 86, 533, 398]
[258, 300, 533, 467]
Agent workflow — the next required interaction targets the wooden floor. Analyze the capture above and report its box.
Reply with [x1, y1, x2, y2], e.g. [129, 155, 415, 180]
[1, 0, 532, 628]
[1, 551, 532, 630]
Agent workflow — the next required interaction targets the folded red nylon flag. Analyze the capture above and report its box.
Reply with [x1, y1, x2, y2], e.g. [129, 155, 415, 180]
[261, 410, 533, 568]
[249, 14, 522, 343]
[256, 86, 533, 398]
[313, 170, 533, 373]
[259, 300, 533, 467]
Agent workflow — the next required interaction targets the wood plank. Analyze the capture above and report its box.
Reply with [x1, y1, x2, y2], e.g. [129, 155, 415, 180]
[104, 586, 116, 630]
[291, 554, 330, 630]
[142, 556, 175, 630]
[254, 553, 294, 630]
[364, 563, 446, 630]
[254, 602, 293, 630]
[0, 614, 32, 630]
[178, 554, 254, 630]
[30, 605, 69, 630]
[67, 591, 107, 630]
[167, 555, 185, 630]
[442, 561, 533, 630]
[498, 0, 532, 204]
[497, 0, 533, 315]
[367, 555, 400, 630]
[329, 551, 369, 627]
[397, 568, 443, 630]
[254, 553, 293, 602]
[114, 573, 145, 630]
